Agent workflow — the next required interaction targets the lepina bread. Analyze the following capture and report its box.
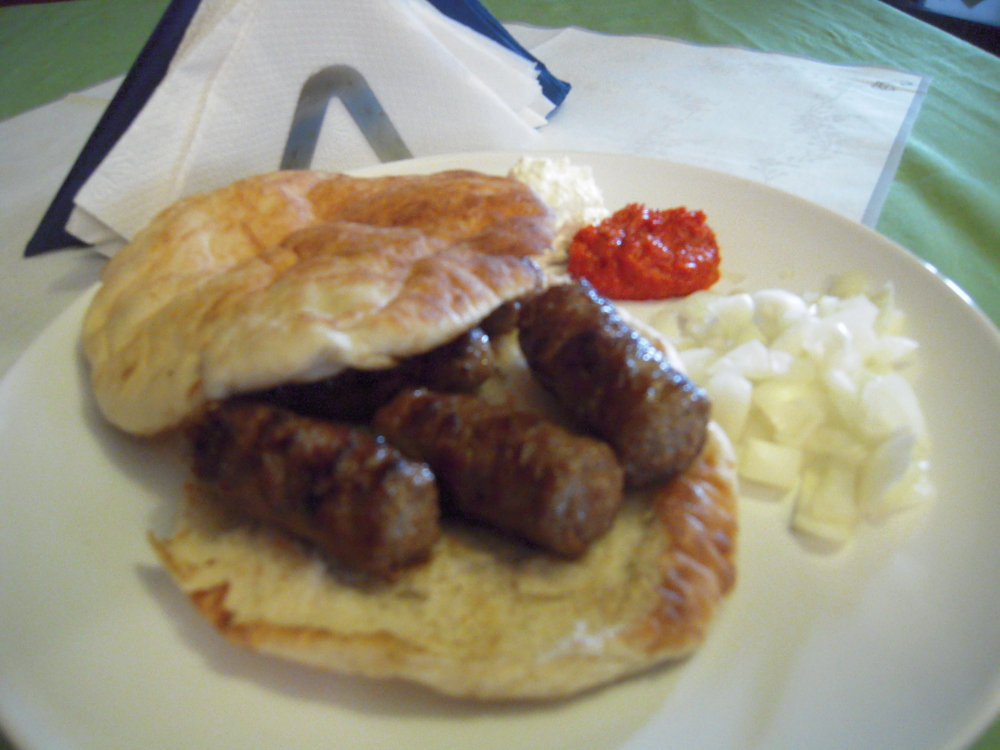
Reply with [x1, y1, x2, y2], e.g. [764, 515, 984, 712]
[83, 167, 738, 700]
[82, 170, 551, 435]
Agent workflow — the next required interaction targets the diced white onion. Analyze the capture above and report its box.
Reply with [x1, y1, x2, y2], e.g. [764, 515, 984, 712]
[752, 379, 827, 446]
[822, 296, 881, 360]
[857, 429, 919, 516]
[678, 347, 718, 385]
[867, 335, 919, 371]
[752, 289, 809, 341]
[711, 293, 755, 339]
[856, 372, 928, 444]
[791, 460, 859, 544]
[648, 275, 934, 545]
[803, 426, 869, 465]
[875, 459, 935, 518]
[708, 340, 793, 381]
[739, 438, 803, 489]
[704, 370, 754, 442]
[822, 367, 861, 428]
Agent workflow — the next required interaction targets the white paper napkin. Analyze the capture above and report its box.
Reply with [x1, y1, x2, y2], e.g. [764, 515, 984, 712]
[68, 0, 550, 244]
[514, 26, 927, 226]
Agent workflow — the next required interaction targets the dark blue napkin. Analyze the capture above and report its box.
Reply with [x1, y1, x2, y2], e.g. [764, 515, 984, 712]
[428, 0, 570, 107]
[24, 0, 570, 257]
[24, 0, 200, 256]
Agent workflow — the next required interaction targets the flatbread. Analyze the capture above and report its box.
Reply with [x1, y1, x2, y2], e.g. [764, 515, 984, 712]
[82, 170, 553, 435]
[153, 420, 736, 700]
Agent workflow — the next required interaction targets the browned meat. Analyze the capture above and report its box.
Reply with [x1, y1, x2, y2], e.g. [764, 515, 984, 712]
[373, 389, 624, 559]
[399, 327, 493, 392]
[517, 280, 710, 488]
[253, 327, 495, 422]
[479, 299, 522, 337]
[254, 367, 408, 423]
[191, 401, 440, 577]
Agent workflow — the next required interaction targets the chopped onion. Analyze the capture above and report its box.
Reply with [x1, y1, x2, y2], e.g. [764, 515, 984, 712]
[752, 379, 827, 446]
[752, 289, 809, 341]
[803, 426, 869, 465]
[856, 372, 928, 444]
[739, 438, 803, 489]
[857, 430, 913, 511]
[867, 335, 919, 372]
[791, 460, 859, 544]
[705, 370, 754, 442]
[712, 293, 756, 338]
[679, 347, 719, 385]
[708, 340, 793, 381]
[857, 430, 933, 518]
[648, 276, 934, 545]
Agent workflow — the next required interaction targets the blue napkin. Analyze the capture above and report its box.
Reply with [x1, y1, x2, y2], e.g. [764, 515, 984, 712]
[428, 0, 570, 106]
[24, 0, 569, 257]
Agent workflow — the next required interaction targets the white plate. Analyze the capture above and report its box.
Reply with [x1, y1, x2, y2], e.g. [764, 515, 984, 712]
[2, 151, 1000, 750]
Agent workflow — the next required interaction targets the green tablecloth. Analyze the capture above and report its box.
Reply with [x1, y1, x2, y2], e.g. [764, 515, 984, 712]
[1, 1, 998, 748]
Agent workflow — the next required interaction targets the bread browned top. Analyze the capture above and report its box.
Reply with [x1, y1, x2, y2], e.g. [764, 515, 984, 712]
[82, 170, 553, 435]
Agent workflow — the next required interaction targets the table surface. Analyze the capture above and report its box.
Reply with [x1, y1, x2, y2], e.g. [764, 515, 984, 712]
[1, 1, 998, 749]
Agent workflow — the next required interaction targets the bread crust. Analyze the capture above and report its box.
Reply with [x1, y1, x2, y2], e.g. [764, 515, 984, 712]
[82, 170, 553, 435]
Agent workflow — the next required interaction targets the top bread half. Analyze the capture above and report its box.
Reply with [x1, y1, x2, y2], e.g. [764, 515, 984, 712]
[81, 169, 554, 435]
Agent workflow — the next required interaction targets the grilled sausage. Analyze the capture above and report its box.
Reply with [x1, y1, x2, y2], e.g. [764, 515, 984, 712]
[253, 328, 494, 423]
[373, 389, 624, 558]
[479, 299, 522, 337]
[517, 280, 710, 487]
[398, 327, 493, 393]
[191, 401, 440, 577]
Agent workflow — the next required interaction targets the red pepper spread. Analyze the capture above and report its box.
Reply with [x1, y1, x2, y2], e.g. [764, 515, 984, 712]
[567, 204, 720, 300]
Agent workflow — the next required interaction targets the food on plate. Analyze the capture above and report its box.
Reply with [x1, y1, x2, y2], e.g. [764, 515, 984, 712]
[191, 401, 440, 577]
[373, 388, 625, 559]
[510, 158, 933, 544]
[253, 326, 495, 423]
[518, 280, 711, 487]
[82, 163, 739, 699]
[153, 419, 735, 699]
[568, 204, 721, 300]
[639, 277, 934, 543]
[509, 156, 720, 301]
[507, 155, 610, 254]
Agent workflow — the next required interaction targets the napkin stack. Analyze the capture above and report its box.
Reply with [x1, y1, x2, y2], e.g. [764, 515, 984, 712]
[61, 0, 568, 246]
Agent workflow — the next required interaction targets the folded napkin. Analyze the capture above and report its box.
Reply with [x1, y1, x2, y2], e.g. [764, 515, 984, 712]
[517, 26, 928, 227]
[25, 0, 569, 254]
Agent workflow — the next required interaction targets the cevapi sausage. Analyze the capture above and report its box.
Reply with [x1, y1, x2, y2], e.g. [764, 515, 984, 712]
[255, 367, 407, 423]
[254, 328, 494, 423]
[373, 389, 624, 559]
[398, 327, 493, 393]
[517, 280, 710, 487]
[191, 401, 440, 577]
